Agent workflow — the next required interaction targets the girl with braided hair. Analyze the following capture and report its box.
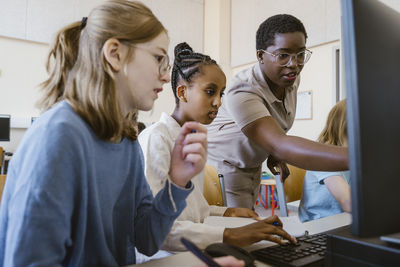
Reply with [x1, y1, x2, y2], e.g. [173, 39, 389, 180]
[139, 42, 296, 252]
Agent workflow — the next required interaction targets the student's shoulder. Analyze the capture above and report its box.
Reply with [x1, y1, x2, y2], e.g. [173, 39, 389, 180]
[140, 121, 168, 137]
[36, 101, 93, 142]
[138, 120, 171, 147]
[307, 170, 344, 183]
[139, 113, 179, 141]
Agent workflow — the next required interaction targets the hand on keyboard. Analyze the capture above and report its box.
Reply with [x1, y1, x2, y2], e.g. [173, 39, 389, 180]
[223, 215, 297, 247]
[251, 232, 328, 267]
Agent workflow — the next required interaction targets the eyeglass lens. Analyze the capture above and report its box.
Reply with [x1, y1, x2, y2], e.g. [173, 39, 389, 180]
[276, 51, 311, 66]
[160, 55, 171, 76]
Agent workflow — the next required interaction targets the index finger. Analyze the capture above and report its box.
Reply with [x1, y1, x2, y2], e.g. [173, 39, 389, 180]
[264, 215, 283, 226]
[273, 227, 297, 244]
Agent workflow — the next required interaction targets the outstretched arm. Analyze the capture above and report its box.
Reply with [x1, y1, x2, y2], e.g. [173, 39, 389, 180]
[324, 175, 351, 212]
[242, 116, 348, 171]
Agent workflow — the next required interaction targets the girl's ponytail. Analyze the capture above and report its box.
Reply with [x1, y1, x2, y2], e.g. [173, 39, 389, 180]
[37, 21, 81, 111]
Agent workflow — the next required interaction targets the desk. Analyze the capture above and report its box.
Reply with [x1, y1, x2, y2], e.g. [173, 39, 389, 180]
[132, 212, 352, 267]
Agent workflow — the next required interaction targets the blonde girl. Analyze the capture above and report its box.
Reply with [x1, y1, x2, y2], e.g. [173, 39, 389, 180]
[299, 99, 351, 222]
[0, 1, 208, 266]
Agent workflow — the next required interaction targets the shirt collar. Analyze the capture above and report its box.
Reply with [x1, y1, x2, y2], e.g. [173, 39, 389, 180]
[253, 63, 296, 103]
[160, 112, 181, 136]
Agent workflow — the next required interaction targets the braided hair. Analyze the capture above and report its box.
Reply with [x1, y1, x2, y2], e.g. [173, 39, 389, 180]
[256, 14, 308, 50]
[171, 42, 218, 104]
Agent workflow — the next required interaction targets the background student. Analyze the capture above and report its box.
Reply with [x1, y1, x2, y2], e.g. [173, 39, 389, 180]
[0, 1, 209, 266]
[139, 42, 296, 252]
[206, 14, 348, 209]
[299, 99, 350, 222]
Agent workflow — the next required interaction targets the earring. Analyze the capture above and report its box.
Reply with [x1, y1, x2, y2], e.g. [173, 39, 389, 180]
[260, 60, 264, 64]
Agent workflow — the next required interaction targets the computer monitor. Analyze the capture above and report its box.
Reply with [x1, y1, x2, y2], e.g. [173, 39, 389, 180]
[341, 0, 400, 237]
[0, 115, 11, 142]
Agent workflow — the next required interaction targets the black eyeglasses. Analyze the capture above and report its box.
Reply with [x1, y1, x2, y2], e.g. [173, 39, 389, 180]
[258, 49, 312, 67]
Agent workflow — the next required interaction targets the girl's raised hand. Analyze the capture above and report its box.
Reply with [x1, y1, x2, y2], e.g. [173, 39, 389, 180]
[169, 121, 208, 188]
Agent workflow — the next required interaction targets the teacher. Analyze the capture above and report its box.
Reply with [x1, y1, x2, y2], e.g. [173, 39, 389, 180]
[206, 14, 348, 209]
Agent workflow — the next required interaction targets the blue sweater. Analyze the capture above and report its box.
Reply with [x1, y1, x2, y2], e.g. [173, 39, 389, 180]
[0, 101, 193, 266]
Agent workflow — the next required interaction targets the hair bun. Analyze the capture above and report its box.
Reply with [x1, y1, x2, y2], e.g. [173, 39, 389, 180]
[174, 42, 193, 58]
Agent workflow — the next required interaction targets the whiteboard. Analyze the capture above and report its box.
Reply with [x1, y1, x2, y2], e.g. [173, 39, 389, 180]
[295, 91, 312, 120]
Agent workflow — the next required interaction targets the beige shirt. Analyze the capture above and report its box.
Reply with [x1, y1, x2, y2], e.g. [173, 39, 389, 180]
[207, 63, 299, 170]
[138, 113, 227, 252]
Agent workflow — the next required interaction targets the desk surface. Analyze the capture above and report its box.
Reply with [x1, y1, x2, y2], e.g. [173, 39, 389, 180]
[132, 212, 352, 267]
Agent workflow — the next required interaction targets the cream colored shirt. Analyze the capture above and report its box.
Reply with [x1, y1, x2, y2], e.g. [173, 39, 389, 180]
[138, 113, 227, 252]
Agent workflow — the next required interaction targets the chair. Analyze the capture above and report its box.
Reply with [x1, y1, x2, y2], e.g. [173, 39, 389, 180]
[203, 165, 227, 206]
[258, 178, 277, 215]
[0, 174, 6, 203]
[274, 164, 306, 216]
[0, 146, 5, 174]
[284, 164, 306, 202]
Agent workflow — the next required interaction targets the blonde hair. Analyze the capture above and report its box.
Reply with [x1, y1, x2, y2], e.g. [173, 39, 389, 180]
[38, 0, 166, 142]
[317, 99, 347, 146]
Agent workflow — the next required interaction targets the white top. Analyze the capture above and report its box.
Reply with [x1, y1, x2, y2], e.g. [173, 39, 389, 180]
[138, 113, 227, 252]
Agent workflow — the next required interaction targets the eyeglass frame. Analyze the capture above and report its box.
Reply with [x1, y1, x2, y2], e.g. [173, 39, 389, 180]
[131, 45, 171, 76]
[258, 48, 312, 67]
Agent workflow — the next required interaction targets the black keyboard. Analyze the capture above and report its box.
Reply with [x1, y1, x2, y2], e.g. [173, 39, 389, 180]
[250, 232, 327, 267]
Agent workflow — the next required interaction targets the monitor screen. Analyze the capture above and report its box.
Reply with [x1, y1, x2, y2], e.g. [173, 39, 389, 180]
[341, 0, 400, 237]
[0, 115, 11, 142]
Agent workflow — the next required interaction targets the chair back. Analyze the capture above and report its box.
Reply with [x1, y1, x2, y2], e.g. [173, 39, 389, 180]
[283, 164, 306, 202]
[0, 174, 6, 203]
[0, 146, 3, 170]
[274, 164, 306, 217]
[203, 165, 226, 206]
